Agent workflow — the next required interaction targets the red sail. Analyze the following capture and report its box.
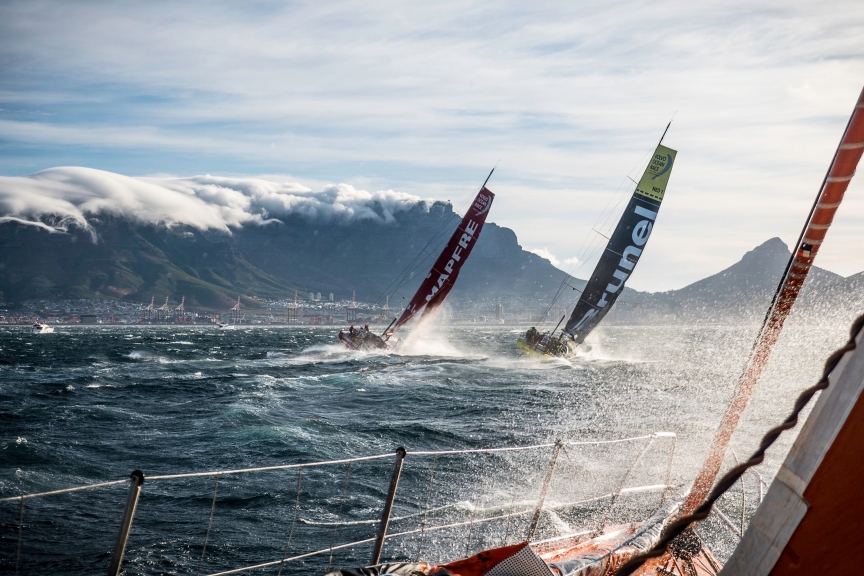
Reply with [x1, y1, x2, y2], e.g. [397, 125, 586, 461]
[392, 187, 494, 331]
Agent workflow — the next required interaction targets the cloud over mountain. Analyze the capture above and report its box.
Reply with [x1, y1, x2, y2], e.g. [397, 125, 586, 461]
[0, 167, 428, 236]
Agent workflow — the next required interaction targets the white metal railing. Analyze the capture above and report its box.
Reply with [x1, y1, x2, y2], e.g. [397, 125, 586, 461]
[1, 432, 678, 576]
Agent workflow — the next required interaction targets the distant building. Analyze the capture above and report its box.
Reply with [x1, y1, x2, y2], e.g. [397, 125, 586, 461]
[329, 293, 334, 302]
[316, 292, 322, 301]
[80, 315, 98, 325]
[309, 292, 315, 301]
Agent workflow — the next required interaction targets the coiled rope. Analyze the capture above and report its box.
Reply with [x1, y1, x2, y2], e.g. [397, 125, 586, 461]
[614, 312, 864, 576]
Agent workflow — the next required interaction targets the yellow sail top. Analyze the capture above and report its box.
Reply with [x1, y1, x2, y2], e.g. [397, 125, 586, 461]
[635, 144, 676, 202]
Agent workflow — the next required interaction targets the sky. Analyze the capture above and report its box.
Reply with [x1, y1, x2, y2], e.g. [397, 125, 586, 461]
[1, 0, 864, 291]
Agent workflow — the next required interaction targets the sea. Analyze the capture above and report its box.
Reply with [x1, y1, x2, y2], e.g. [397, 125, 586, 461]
[0, 319, 855, 575]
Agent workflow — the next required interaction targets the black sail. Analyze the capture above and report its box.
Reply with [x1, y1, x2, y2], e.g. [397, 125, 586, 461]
[564, 144, 676, 344]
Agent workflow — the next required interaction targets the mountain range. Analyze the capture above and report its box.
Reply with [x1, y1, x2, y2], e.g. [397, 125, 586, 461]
[0, 201, 564, 309]
[610, 237, 864, 324]
[1, 190, 862, 322]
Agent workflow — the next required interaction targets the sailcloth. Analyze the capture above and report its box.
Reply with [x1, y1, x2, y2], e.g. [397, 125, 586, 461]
[393, 188, 495, 330]
[564, 145, 676, 343]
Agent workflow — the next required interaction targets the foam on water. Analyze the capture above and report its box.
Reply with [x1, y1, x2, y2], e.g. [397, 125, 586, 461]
[0, 321, 853, 574]
[395, 335, 483, 359]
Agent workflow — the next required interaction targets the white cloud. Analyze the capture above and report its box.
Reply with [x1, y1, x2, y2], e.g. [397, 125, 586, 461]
[0, 167, 429, 237]
[1, 1, 864, 288]
[525, 247, 580, 270]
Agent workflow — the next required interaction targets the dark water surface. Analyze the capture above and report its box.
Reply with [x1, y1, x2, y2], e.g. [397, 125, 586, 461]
[0, 322, 851, 574]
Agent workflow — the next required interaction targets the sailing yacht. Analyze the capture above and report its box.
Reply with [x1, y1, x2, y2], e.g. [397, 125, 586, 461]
[519, 138, 676, 358]
[339, 181, 495, 351]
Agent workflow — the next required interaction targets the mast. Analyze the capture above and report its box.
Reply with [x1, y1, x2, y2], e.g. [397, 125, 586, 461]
[392, 186, 495, 332]
[683, 86, 864, 513]
[562, 143, 677, 343]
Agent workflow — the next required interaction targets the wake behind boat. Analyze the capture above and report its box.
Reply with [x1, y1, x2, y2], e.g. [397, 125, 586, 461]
[338, 177, 496, 351]
[519, 136, 677, 358]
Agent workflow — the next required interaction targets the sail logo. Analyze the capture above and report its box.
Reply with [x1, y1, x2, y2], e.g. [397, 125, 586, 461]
[473, 193, 491, 216]
[425, 219, 480, 302]
[572, 204, 658, 332]
[650, 151, 674, 180]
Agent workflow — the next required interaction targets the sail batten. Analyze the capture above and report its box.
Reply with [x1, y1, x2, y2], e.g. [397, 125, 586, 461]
[562, 144, 676, 343]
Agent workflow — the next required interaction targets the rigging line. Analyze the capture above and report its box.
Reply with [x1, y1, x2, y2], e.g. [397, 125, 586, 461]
[592, 146, 654, 234]
[544, 167, 634, 303]
[502, 450, 528, 546]
[539, 234, 607, 323]
[414, 454, 438, 562]
[373, 190, 476, 306]
[373, 182, 481, 307]
[539, 147, 651, 324]
[588, 148, 651, 234]
[598, 437, 657, 532]
[568, 237, 609, 282]
[327, 461, 353, 570]
[378, 168, 494, 310]
[572, 226, 612, 273]
[597, 141, 658, 235]
[15, 497, 23, 576]
[544, 142, 654, 322]
[196, 473, 220, 576]
[541, 236, 607, 323]
[373, 213, 460, 306]
[566, 234, 606, 280]
[597, 181, 635, 234]
[465, 452, 490, 558]
[613, 313, 864, 576]
[276, 468, 303, 576]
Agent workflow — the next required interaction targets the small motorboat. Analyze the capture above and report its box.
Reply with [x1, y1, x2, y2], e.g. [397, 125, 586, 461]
[32, 322, 54, 334]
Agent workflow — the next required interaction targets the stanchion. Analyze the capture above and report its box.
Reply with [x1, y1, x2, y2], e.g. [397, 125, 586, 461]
[370, 447, 406, 565]
[107, 470, 145, 576]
